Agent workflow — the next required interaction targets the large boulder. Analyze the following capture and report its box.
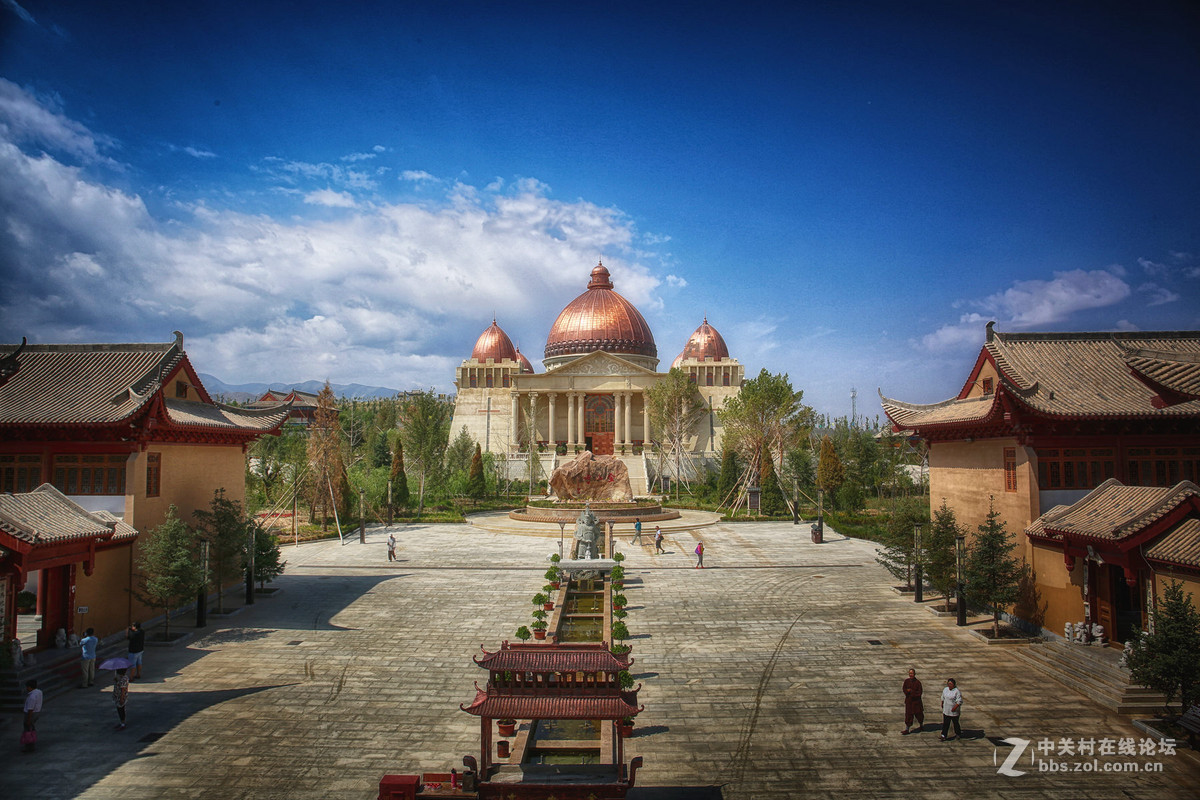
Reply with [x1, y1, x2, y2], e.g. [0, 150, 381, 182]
[550, 451, 633, 502]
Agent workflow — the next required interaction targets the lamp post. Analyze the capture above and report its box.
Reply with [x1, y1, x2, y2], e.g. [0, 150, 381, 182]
[913, 524, 923, 603]
[359, 488, 366, 544]
[558, 521, 567, 561]
[246, 520, 256, 605]
[792, 479, 799, 525]
[955, 533, 967, 626]
[606, 520, 615, 559]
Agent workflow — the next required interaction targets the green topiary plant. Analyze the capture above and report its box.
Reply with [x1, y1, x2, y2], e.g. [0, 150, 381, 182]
[532, 593, 549, 607]
[515, 625, 532, 642]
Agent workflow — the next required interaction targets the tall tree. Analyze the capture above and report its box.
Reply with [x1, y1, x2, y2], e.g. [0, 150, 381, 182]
[716, 448, 740, 507]
[400, 389, 452, 518]
[875, 497, 926, 589]
[247, 428, 307, 509]
[193, 489, 251, 614]
[759, 455, 786, 515]
[466, 443, 487, 500]
[816, 435, 845, 499]
[251, 525, 287, 590]
[645, 368, 708, 492]
[389, 437, 410, 510]
[132, 507, 207, 639]
[1124, 580, 1200, 716]
[717, 369, 813, 509]
[964, 499, 1029, 638]
[307, 382, 346, 530]
[925, 500, 965, 607]
[445, 426, 476, 483]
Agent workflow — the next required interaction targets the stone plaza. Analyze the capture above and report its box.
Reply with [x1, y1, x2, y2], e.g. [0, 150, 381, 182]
[3, 520, 1198, 799]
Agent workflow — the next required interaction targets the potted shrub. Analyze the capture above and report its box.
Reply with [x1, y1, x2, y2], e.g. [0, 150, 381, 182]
[610, 565, 625, 582]
[16, 590, 36, 614]
[612, 620, 630, 642]
[612, 593, 627, 610]
[618, 717, 635, 738]
[545, 568, 561, 589]
[531, 618, 548, 640]
[613, 607, 628, 620]
[497, 719, 517, 737]
[533, 592, 552, 611]
[613, 552, 625, 563]
[515, 625, 532, 643]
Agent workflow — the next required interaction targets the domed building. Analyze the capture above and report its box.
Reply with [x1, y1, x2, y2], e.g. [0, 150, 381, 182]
[450, 262, 743, 489]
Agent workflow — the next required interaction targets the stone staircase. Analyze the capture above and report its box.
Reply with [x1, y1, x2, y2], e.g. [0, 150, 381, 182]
[1009, 639, 1176, 716]
[618, 455, 649, 496]
[0, 638, 127, 711]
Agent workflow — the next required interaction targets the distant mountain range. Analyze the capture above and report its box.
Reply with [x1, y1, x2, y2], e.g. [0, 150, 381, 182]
[198, 374, 403, 403]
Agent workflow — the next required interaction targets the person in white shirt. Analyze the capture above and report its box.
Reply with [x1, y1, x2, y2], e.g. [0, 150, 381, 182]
[22, 678, 43, 751]
[939, 677, 963, 740]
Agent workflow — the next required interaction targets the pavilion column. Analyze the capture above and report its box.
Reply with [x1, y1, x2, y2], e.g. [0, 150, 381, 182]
[614, 394, 624, 447]
[643, 396, 651, 444]
[628, 393, 638, 450]
[548, 393, 557, 444]
[511, 392, 520, 449]
[578, 395, 586, 445]
[529, 392, 539, 445]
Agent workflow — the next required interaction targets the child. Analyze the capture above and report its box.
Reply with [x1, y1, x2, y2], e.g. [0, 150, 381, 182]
[695, 541, 704, 568]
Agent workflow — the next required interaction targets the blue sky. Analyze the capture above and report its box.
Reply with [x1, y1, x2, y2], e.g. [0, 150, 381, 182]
[2, 1, 1198, 419]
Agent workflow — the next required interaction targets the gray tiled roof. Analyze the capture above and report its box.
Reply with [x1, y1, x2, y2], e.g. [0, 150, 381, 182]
[1027, 479, 1199, 541]
[164, 398, 290, 431]
[1145, 518, 1200, 568]
[881, 326, 1200, 429]
[0, 484, 134, 545]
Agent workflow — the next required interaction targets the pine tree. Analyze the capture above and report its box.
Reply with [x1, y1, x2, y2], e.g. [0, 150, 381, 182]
[1125, 580, 1200, 716]
[193, 489, 251, 614]
[964, 498, 1029, 638]
[875, 497, 925, 589]
[924, 500, 964, 609]
[759, 456, 785, 515]
[390, 438, 410, 509]
[251, 525, 287, 589]
[466, 443, 486, 500]
[132, 507, 207, 639]
[816, 435, 845, 499]
[716, 448, 739, 508]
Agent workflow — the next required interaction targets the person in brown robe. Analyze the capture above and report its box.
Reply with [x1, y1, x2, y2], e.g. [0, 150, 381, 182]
[902, 668, 924, 734]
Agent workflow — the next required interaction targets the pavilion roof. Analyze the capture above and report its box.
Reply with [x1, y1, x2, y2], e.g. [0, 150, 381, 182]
[475, 641, 631, 672]
[880, 326, 1200, 433]
[0, 484, 135, 545]
[1028, 479, 1199, 542]
[163, 398, 291, 432]
[461, 687, 641, 720]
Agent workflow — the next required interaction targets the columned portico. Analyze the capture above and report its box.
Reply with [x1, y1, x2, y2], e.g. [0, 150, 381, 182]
[548, 392, 557, 444]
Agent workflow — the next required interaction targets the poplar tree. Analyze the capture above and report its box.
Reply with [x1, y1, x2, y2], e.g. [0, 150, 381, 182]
[307, 382, 345, 530]
[400, 390, 452, 518]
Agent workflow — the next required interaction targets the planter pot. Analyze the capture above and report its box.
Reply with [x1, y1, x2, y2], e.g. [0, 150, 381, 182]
[550, 582, 561, 590]
[497, 740, 510, 758]
[543, 602, 554, 611]
[614, 604, 625, 611]
[497, 721, 516, 737]
[533, 629, 547, 640]
[618, 722, 634, 738]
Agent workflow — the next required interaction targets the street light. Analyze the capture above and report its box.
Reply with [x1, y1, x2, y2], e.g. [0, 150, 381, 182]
[359, 488, 366, 544]
[558, 520, 567, 561]
[955, 533, 967, 626]
[792, 479, 799, 525]
[913, 524, 923, 603]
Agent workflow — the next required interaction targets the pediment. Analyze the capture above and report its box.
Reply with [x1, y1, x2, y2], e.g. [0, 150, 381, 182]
[545, 351, 659, 378]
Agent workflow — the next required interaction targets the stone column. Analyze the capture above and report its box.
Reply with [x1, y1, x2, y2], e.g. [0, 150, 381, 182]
[529, 392, 539, 444]
[643, 395, 651, 444]
[548, 393, 557, 445]
[624, 391, 633, 446]
[614, 393, 624, 447]
[578, 394, 586, 446]
[511, 391, 520, 450]
[566, 393, 576, 446]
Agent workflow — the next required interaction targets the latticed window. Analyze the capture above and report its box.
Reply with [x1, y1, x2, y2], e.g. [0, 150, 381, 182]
[51, 453, 126, 495]
[584, 395, 614, 433]
[1036, 447, 1116, 490]
[1, 454, 42, 493]
[1003, 448, 1017, 492]
[146, 453, 161, 497]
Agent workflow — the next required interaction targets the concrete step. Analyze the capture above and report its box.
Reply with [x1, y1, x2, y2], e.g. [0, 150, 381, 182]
[1010, 643, 1174, 716]
[0, 639, 126, 711]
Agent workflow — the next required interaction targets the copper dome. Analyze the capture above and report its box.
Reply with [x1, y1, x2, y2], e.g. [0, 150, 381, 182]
[544, 263, 657, 362]
[672, 317, 730, 368]
[515, 346, 535, 373]
[471, 320, 518, 362]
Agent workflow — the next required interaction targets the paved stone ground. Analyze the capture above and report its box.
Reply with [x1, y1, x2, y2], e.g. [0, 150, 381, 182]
[2, 521, 1197, 799]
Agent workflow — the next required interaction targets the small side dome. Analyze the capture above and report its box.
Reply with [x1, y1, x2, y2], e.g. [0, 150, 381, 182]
[515, 346, 535, 374]
[672, 317, 729, 368]
[471, 319, 518, 363]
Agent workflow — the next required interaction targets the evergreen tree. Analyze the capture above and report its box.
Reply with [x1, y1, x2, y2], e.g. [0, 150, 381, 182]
[466, 443, 487, 500]
[308, 382, 346, 530]
[875, 497, 926, 589]
[193, 489, 251, 614]
[924, 500, 964, 608]
[716, 448, 740, 508]
[390, 438, 410, 509]
[400, 390, 452, 518]
[759, 456, 786, 515]
[371, 432, 391, 469]
[251, 525, 287, 589]
[1125, 580, 1200, 715]
[445, 426, 476, 484]
[964, 498, 1029, 637]
[816, 435, 845, 499]
[132, 507, 207, 639]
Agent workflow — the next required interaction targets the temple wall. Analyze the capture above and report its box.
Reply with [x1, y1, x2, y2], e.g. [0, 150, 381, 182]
[1152, 569, 1200, 617]
[929, 439, 1039, 538]
[1028, 541, 1086, 635]
[450, 387, 516, 453]
[75, 544, 136, 639]
[127, 444, 248, 534]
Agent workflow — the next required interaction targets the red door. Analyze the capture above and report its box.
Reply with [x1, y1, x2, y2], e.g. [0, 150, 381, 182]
[585, 395, 615, 455]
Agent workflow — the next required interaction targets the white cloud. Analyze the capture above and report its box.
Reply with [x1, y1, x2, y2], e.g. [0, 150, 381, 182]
[1138, 257, 1168, 277]
[400, 169, 437, 182]
[919, 313, 989, 352]
[1137, 282, 1180, 306]
[304, 188, 357, 208]
[665, 274, 687, 288]
[257, 157, 379, 190]
[0, 78, 119, 167]
[1114, 319, 1140, 331]
[341, 151, 378, 162]
[3, 0, 36, 24]
[183, 146, 217, 159]
[985, 269, 1131, 327]
[0, 93, 672, 389]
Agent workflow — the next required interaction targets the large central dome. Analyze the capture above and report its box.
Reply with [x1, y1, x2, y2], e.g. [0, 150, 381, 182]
[544, 262, 658, 370]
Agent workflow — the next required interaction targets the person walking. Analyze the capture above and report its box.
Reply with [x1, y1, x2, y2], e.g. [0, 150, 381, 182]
[80, 627, 98, 688]
[901, 668, 924, 734]
[939, 678, 962, 741]
[694, 540, 705, 569]
[21, 678, 42, 752]
[654, 527, 664, 554]
[112, 668, 130, 731]
[127, 622, 145, 680]
[387, 533, 397, 562]
[632, 518, 642, 544]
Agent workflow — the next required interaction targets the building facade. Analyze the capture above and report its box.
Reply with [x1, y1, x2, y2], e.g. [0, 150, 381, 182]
[881, 323, 1200, 640]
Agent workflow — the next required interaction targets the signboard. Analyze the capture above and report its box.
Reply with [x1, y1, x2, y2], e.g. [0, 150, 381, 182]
[748, 486, 761, 512]
[77, 606, 89, 614]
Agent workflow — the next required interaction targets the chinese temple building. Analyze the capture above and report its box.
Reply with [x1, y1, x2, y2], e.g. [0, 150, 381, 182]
[0, 332, 289, 646]
[460, 640, 643, 798]
[450, 262, 744, 490]
[881, 323, 1200, 639]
